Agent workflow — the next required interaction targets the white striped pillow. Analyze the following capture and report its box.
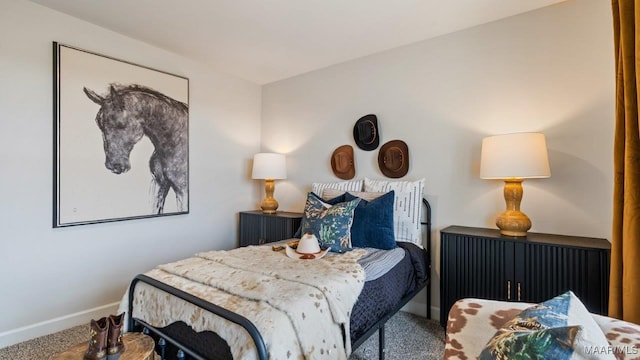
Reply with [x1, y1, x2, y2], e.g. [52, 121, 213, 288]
[364, 178, 425, 246]
[311, 180, 363, 196]
[321, 189, 386, 202]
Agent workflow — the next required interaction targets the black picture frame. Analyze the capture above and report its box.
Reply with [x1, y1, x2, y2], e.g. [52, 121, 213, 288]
[53, 42, 189, 227]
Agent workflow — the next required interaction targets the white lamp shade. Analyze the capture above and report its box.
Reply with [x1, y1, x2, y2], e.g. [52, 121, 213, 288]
[480, 132, 551, 179]
[252, 153, 287, 180]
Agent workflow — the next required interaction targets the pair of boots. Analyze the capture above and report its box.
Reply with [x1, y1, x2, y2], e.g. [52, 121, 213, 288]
[84, 313, 126, 360]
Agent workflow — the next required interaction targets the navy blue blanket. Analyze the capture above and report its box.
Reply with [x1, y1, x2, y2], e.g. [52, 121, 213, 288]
[350, 242, 429, 342]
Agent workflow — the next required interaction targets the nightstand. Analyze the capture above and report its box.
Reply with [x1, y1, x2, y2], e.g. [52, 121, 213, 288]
[439, 225, 611, 327]
[238, 211, 303, 247]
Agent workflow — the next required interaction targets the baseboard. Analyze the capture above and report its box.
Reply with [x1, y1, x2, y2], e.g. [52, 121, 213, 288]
[0, 299, 440, 349]
[402, 299, 440, 321]
[0, 302, 120, 349]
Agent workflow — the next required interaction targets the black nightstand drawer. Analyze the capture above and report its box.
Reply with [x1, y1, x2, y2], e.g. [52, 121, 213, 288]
[238, 211, 302, 247]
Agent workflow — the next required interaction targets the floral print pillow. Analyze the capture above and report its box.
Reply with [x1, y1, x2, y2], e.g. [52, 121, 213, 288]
[479, 291, 614, 360]
[299, 192, 360, 253]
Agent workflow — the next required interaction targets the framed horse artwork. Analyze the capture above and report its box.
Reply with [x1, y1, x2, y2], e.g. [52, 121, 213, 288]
[53, 42, 189, 227]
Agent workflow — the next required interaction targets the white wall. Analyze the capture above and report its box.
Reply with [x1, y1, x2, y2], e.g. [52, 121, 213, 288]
[0, 0, 262, 346]
[262, 0, 615, 318]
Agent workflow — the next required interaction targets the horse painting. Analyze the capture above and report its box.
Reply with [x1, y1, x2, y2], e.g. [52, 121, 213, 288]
[83, 84, 188, 214]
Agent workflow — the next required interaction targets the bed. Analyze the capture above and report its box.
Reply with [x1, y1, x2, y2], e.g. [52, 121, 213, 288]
[122, 185, 431, 360]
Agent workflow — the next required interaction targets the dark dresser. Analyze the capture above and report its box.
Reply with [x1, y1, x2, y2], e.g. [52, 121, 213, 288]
[439, 225, 610, 327]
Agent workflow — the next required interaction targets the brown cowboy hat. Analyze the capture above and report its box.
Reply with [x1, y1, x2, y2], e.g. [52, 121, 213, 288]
[353, 114, 380, 151]
[378, 140, 409, 178]
[331, 145, 355, 180]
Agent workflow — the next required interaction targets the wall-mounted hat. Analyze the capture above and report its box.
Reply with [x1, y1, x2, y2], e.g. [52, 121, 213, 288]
[331, 145, 355, 180]
[353, 114, 380, 151]
[378, 140, 409, 178]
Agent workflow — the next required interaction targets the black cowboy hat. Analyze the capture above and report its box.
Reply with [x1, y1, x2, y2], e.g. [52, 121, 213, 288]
[353, 114, 380, 151]
[331, 145, 355, 180]
[378, 140, 409, 178]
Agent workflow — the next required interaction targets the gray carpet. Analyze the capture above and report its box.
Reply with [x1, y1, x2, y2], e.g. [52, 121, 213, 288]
[0, 311, 444, 360]
[349, 312, 445, 359]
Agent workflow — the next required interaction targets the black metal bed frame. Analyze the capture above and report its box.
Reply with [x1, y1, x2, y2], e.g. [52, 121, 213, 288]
[128, 198, 432, 360]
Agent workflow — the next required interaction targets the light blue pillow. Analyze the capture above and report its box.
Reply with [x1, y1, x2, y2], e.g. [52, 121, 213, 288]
[299, 192, 360, 253]
[479, 291, 614, 360]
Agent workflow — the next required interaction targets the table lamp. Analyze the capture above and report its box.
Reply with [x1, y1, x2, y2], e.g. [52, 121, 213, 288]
[480, 132, 551, 237]
[252, 153, 287, 214]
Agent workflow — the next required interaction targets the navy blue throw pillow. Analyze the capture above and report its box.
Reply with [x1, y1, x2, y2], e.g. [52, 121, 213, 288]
[345, 191, 396, 249]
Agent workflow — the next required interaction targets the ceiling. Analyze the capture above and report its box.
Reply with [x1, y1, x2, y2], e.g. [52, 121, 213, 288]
[31, 0, 566, 84]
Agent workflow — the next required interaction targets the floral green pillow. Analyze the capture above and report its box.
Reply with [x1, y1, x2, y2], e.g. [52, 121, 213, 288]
[479, 291, 614, 360]
[299, 192, 360, 253]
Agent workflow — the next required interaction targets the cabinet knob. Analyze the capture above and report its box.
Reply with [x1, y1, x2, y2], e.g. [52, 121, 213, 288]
[507, 281, 511, 300]
[258, 238, 266, 245]
[517, 282, 521, 301]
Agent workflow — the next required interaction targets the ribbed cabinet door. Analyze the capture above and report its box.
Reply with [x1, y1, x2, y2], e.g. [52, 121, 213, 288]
[440, 232, 512, 327]
[263, 216, 291, 243]
[520, 243, 609, 315]
[239, 212, 262, 247]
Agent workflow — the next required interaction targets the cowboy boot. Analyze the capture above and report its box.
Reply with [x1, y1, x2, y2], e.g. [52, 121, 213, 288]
[84, 317, 108, 360]
[107, 313, 125, 360]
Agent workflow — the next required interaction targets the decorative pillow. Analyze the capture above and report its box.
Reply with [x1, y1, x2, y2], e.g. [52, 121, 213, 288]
[479, 291, 615, 360]
[294, 192, 344, 238]
[344, 191, 396, 250]
[364, 178, 425, 245]
[311, 180, 363, 196]
[322, 188, 387, 202]
[299, 192, 360, 253]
